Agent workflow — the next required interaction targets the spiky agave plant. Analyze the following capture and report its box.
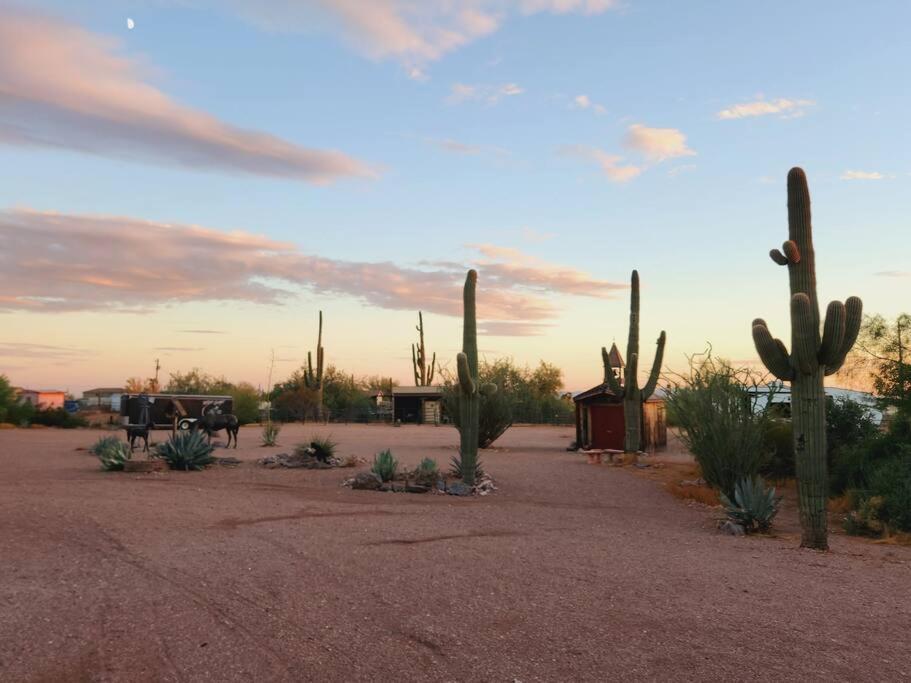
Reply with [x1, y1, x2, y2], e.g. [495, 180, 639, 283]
[156, 430, 215, 471]
[93, 436, 132, 471]
[371, 449, 398, 482]
[720, 476, 781, 533]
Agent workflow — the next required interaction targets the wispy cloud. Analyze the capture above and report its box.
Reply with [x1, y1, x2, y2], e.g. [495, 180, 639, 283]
[561, 146, 643, 183]
[623, 124, 695, 162]
[0, 8, 376, 183]
[0, 209, 623, 334]
[424, 137, 509, 157]
[446, 82, 524, 105]
[521, 227, 556, 243]
[478, 321, 555, 337]
[875, 270, 910, 278]
[841, 170, 886, 180]
[224, 0, 618, 71]
[154, 347, 205, 352]
[178, 330, 226, 335]
[571, 94, 607, 114]
[0, 342, 92, 361]
[716, 97, 815, 120]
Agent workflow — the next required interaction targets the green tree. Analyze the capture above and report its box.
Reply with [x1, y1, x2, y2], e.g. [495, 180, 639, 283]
[853, 313, 911, 408]
[0, 375, 16, 423]
[165, 368, 232, 395]
[228, 382, 261, 425]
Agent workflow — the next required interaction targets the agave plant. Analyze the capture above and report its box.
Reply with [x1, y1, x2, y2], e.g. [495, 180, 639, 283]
[372, 449, 398, 482]
[261, 422, 281, 447]
[92, 436, 132, 471]
[156, 430, 215, 471]
[449, 455, 484, 482]
[295, 435, 337, 462]
[720, 476, 781, 533]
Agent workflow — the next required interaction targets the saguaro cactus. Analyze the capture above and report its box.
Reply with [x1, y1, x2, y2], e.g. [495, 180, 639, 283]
[752, 167, 862, 550]
[602, 270, 666, 453]
[304, 311, 325, 420]
[412, 311, 436, 386]
[456, 270, 496, 486]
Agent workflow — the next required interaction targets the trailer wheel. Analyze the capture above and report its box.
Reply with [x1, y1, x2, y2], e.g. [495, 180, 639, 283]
[178, 418, 195, 431]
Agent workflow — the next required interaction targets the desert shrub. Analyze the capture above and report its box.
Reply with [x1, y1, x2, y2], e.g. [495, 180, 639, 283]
[300, 436, 337, 462]
[450, 455, 484, 482]
[372, 449, 398, 482]
[156, 430, 215, 471]
[761, 420, 794, 479]
[261, 422, 281, 446]
[411, 457, 440, 487]
[665, 356, 770, 499]
[720, 476, 781, 533]
[92, 436, 132, 471]
[827, 396, 878, 453]
[229, 383, 261, 425]
[843, 495, 887, 537]
[830, 406, 910, 495]
[864, 453, 911, 532]
[31, 408, 87, 429]
[444, 384, 514, 449]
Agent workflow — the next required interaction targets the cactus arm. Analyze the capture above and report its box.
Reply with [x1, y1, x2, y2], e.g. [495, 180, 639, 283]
[818, 301, 846, 367]
[412, 343, 420, 385]
[602, 346, 624, 396]
[791, 293, 818, 375]
[626, 270, 640, 392]
[641, 331, 666, 401]
[825, 296, 863, 375]
[783, 240, 801, 264]
[428, 352, 436, 385]
[769, 249, 789, 265]
[752, 319, 794, 381]
[457, 352, 476, 395]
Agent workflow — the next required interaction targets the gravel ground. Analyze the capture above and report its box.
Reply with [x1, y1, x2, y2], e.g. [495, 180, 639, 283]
[1, 424, 909, 682]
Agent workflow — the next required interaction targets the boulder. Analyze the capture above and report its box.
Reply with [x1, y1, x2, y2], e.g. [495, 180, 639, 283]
[447, 482, 473, 497]
[720, 520, 745, 536]
[352, 472, 383, 490]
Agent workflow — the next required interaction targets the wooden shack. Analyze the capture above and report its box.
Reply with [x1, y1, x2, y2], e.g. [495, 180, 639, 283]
[572, 343, 667, 452]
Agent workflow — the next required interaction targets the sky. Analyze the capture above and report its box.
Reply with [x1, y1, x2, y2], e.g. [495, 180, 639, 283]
[0, 0, 908, 395]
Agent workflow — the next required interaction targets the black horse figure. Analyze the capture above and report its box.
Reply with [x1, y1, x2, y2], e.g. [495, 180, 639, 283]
[126, 425, 150, 452]
[197, 412, 240, 448]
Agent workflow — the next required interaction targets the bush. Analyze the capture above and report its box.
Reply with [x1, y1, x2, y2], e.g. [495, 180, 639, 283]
[91, 436, 132, 471]
[229, 383, 261, 425]
[261, 422, 281, 446]
[865, 452, 911, 532]
[665, 356, 770, 499]
[411, 457, 440, 487]
[156, 431, 215, 471]
[761, 420, 794, 479]
[719, 476, 781, 533]
[372, 449, 398, 482]
[299, 436, 336, 462]
[443, 385, 513, 448]
[30, 408, 87, 429]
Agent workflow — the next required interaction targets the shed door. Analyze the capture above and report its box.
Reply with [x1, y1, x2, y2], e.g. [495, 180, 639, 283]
[589, 404, 625, 450]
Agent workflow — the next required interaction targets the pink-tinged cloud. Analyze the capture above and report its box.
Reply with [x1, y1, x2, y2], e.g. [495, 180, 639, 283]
[561, 146, 642, 183]
[0, 209, 623, 333]
[623, 124, 695, 162]
[232, 1, 618, 66]
[478, 321, 555, 337]
[0, 8, 375, 183]
[716, 97, 815, 120]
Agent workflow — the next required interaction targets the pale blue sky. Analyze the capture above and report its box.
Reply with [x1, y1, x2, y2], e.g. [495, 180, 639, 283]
[0, 1, 908, 393]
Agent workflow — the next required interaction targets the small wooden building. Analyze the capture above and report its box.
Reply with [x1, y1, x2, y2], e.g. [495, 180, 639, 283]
[392, 386, 443, 424]
[573, 343, 667, 452]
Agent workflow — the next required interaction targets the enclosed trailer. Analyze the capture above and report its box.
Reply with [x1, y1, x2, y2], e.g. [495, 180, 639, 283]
[120, 393, 233, 431]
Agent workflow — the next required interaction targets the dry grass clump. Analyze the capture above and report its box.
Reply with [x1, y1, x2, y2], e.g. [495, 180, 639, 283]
[666, 481, 720, 506]
[0, 422, 17, 430]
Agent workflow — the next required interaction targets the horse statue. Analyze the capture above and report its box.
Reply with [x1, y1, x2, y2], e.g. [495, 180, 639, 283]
[197, 411, 240, 448]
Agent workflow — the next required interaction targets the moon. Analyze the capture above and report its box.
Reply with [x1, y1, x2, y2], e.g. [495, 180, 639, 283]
[126, 18, 135, 30]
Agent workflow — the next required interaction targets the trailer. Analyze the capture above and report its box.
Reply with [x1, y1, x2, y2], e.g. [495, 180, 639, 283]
[120, 393, 233, 431]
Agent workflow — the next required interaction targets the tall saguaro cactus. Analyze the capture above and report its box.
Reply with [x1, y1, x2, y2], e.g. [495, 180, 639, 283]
[601, 270, 666, 453]
[456, 270, 496, 486]
[412, 311, 436, 386]
[752, 167, 862, 550]
[304, 310, 325, 420]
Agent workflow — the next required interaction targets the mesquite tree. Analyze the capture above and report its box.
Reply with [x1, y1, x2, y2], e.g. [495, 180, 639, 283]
[752, 167, 862, 550]
[602, 270, 666, 453]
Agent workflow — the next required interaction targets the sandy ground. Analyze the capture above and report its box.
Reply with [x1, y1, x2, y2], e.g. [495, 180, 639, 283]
[1, 423, 910, 682]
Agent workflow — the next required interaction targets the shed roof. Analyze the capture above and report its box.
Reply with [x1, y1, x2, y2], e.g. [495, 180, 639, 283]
[83, 387, 125, 396]
[392, 385, 443, 398]
[573, 383, 666, 403]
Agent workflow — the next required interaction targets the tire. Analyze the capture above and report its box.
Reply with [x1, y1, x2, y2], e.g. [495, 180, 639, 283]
[178, 418, 195, 431]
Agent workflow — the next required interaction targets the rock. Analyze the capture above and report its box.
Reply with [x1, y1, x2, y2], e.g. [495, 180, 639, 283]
[214, 457, 242, 467]
[720, 520, 745, 536]
[405, 484, 429, 494]
[352, 472, 383, 490]
[447, 482, 473, 497]
[680, 478, 707, 487]
[435, 478, 447, 492]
